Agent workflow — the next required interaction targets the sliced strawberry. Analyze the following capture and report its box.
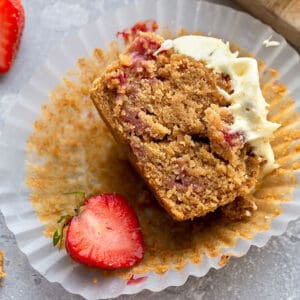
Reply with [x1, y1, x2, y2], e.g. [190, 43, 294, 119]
[0, 0, 25, 73]
[65, 194, 145, 269]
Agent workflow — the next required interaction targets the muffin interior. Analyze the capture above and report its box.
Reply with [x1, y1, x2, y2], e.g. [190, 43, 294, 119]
[91, 33, 260, 221]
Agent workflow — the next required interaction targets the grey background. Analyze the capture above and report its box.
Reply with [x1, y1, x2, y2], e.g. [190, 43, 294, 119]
[0, 0, 299, 299]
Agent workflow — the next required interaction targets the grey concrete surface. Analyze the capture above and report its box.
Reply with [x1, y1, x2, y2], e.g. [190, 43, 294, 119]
[0, 0, 299, 299]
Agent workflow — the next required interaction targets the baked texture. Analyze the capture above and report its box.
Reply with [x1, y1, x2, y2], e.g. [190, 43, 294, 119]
[91, 33, 260, 221]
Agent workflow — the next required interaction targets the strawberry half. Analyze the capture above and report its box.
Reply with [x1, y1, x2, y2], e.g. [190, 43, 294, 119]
[65, 194, 145, 269]
[0, 0, 25, 73]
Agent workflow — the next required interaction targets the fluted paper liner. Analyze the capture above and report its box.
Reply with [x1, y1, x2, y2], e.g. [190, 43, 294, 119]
[1, 0, 300, 299]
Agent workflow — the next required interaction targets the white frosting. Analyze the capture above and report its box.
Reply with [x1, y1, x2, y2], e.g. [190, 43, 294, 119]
[263, 35, 280, 48]
[156, 35, 280, 174]
[153, 39, 173, 55]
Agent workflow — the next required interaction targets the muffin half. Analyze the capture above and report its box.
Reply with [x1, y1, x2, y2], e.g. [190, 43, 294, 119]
[90, 32, 279, 221]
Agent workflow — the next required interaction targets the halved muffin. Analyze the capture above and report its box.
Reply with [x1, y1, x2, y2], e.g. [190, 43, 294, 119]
[90, 32, 278, 221]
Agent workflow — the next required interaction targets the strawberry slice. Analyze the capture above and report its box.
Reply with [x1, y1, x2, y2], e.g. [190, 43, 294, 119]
[65, 194, 145, 269]
[0, 0, 25, 73]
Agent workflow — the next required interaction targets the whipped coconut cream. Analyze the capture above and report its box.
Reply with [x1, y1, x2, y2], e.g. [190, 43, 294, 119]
[155, 35, 280, 174]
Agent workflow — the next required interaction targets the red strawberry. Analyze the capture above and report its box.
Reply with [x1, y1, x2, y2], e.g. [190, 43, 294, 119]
[0, 0, 25, 73]
[65, 194, 145, 269]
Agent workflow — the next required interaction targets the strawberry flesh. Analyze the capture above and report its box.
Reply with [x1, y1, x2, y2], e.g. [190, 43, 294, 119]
[128, 35, 161, 62]
[65, 194, 145, 269]
[116, 20, 158, 44]
[0, 0, 25, 73]
[222, 129, 244, 147]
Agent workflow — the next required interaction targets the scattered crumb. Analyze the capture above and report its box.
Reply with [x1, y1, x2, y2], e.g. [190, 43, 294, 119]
[92, 277, 98, 284]
[274, 209, 281, 216]
[263, 35, 280, 48]
[218, 255, 229, 267]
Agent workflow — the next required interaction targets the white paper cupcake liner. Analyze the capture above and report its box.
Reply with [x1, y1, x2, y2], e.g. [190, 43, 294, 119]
[0, 0, 300, 299]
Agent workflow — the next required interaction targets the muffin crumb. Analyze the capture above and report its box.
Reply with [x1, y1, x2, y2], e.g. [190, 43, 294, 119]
[92, 277, 98, 284]
[91, 32, 260, 221]
[221, 196, 258, 221]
